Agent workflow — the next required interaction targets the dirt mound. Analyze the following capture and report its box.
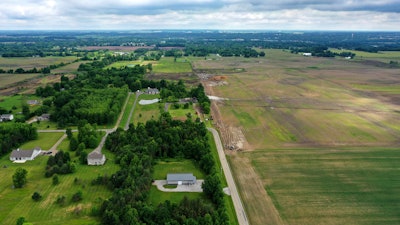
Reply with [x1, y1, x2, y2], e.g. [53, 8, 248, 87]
[210, 75, 227, 81]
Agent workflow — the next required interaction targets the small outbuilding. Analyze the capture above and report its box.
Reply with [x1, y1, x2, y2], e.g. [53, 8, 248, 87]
[87, 151, 106, 165]
[167, 173, 197, 185]
[10, 147, 42, 162]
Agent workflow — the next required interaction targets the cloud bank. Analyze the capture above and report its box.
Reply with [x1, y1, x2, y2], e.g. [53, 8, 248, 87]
[0, 0, 399, 30]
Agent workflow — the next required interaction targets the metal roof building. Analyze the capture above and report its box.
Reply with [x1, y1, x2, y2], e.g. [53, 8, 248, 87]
[167, 173, 196, 185]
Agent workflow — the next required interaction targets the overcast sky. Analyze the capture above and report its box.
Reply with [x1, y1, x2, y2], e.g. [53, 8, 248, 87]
[0, 0, 399, 31]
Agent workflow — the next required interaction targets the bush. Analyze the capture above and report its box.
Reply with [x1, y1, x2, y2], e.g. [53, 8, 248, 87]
[56, 195, 66, 206]
[71, 191, 83, 202]
[32, 192, 42, 201]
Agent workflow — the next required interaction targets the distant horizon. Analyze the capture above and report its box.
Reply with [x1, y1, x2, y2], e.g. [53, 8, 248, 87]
[1, 1, 399, 31]
[0, 29, 399, 32]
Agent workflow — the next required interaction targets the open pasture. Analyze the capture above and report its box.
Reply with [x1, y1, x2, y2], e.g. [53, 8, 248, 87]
[194, 49, 400, 224]
[0, 73, 40, 89]
[0, 56, 77, 70]
[0, 150, 119, 225]
[153, 57, 192, 73]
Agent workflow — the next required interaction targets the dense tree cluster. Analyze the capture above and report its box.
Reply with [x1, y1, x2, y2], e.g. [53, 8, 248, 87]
[45, 151, 76, 177]
[101, 113, 228, 225]
[0, 123, 37, 157]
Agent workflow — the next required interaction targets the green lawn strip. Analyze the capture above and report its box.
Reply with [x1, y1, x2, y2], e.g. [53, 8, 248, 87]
[207, 132, 239, 225]
[118, 93, 136, 129]
[0, 150, 119, 225]
[20, 132, 64, 150]
[147, 186, 204, 206]
[168, 105, 198, 120]
[31, 121, 59, 130]
[251, 147, 400, 225]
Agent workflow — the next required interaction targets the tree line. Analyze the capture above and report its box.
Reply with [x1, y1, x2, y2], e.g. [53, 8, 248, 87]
[0, 123, 37, 157]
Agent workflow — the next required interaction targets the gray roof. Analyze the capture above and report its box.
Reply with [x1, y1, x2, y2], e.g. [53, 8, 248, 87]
[10, 148, 40, 158]
[88, 151, 104, 160]
[1, 114, 13, 119]
[167, 173, 196, 181]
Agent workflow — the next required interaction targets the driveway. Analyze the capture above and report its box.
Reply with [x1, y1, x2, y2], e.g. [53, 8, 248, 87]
[153, 180, 204, 192]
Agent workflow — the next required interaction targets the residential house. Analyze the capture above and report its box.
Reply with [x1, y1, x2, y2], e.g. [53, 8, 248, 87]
[38, 114, 50, 121]
[87, 151, 106, 165]
[167, 173, 197, 185]
[10, 147, 42, 162]
[144, 87, 160, 95]
[0, 114, 14, 121]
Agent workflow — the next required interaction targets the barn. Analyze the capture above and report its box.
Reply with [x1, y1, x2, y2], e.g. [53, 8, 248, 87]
[167, 173, 197, 185]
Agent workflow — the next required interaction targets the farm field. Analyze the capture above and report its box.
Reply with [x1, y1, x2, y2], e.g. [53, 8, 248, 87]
[0, 149, 119, 225]
[0, 73, 40, 89]
[193, 49, 400, 225]
[0, 56, 77, 70]
[153, 57, 192, 73]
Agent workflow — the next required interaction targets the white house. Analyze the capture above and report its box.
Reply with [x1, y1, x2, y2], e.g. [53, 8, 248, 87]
[10, 147, 42, 162]
[1, 114, 14, 121]
[303, 53, 312, 56]
[87, 151, 106, 165]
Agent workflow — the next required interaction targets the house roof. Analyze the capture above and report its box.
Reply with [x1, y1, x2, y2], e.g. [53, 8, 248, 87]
[10, 148, 40, 158]
[1, 114, 13, 119]
[88, 151, 104, 160]
[167, 173, 196, 181]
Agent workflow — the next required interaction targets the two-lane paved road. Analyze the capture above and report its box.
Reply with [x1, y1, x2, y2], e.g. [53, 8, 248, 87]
[208, 127, 249, 225]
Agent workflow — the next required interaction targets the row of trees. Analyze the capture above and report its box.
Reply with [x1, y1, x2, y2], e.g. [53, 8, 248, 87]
[100, 113, 228, 224]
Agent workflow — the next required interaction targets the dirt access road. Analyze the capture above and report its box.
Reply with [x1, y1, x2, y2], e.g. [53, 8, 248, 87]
[208, 127, 249, 225]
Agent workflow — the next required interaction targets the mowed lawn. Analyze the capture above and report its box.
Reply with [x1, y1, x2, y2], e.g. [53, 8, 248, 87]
[250, 148, 400, 225]
[133, 94, 162, 125]
[0, 150, 119, 225]
[20, 132, 64, 150]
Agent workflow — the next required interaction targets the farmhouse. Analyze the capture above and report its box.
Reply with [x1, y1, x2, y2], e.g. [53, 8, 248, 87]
[10, 147, 42, 162]
[87, 151, 106, 165]
[167, 173, 197, 185]
[38, 113, 50, 121]
[144, 87, 160, 95]
[0, 114, 14, 121]
[27, 100, 39, 105]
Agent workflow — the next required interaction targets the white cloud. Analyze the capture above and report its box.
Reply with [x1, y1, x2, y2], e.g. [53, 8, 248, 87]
[0, 0, 399, 30]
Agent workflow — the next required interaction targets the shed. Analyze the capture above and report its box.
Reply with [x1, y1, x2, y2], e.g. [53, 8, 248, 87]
[87, 151, 106, 165]
[167, 173, 196, 185]
[10, 147, 42, 162]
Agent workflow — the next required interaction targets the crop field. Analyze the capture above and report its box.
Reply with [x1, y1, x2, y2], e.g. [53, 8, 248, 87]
[0, 73, 40, 89]
[0, 149, 119, 225]
[105, 60, 154, 69]
[52, 61, 89, 74]
[0, 56, 77, 70]
[194, 49, 400, 225]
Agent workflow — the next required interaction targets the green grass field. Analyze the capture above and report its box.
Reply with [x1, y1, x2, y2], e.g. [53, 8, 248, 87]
[133, 94, 162, 125]
[20, 132, 64, 150]
[153, 57, 192, 73]
[168, 104, 199, 121]
[0, 148, 119, 225]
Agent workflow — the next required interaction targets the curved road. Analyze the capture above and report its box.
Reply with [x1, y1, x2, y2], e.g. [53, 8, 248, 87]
[208, 128, 249, 225]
